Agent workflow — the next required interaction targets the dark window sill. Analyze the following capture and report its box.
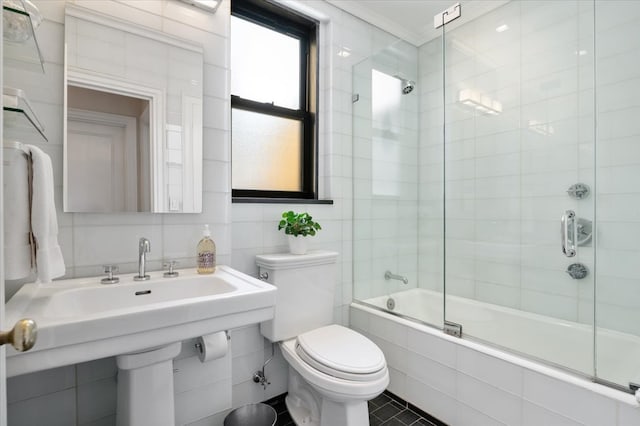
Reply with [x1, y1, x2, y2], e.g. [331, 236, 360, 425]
[232, 197, 334, 205]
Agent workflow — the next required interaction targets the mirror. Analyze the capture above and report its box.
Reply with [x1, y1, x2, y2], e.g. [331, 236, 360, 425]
[64, 5, 204, 213]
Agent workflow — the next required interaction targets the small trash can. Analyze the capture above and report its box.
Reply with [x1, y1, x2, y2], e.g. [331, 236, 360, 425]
[224, 403, 277, 426]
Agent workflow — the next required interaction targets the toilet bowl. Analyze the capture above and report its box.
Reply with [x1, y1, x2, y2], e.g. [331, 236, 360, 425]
[280, 326, 389, 426]
[257, 251, 389, 426]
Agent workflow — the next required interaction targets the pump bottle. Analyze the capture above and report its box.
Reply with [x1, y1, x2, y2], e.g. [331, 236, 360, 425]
[197, 224, 216, 274]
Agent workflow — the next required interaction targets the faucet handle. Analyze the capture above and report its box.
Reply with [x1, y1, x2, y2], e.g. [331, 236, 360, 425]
[163, 260, 179, 278]
[101, 265, 120, 284]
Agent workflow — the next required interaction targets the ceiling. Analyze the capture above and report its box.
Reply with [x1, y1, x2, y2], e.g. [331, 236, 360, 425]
[325, 0, 509, 46]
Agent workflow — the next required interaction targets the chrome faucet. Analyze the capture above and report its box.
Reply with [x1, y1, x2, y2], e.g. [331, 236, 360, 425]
[134, 237, 151, 281]
[385, 270, 408, 285]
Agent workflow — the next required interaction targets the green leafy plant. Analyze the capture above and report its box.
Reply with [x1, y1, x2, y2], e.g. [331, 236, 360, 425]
[278, 211, 321, 237]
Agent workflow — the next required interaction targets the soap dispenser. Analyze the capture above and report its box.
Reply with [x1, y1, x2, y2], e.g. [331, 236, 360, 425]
[197, 224, 216, 274]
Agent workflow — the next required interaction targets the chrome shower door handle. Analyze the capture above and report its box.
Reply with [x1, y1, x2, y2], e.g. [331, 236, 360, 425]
[561, 210, 577, 257]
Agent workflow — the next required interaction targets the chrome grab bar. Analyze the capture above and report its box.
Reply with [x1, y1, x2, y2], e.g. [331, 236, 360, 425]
[561, 210, 576, 257]
[385, 270, 408, 284]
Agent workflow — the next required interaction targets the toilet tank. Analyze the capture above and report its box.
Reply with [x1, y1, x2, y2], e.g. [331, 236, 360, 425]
[258, 251, 338, 342]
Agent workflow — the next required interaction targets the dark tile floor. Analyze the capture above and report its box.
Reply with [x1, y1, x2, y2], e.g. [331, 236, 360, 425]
[264, 390, 448, 426]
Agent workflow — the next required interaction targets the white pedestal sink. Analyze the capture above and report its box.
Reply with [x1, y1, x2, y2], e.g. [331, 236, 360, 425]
[5, 266, 277, 425]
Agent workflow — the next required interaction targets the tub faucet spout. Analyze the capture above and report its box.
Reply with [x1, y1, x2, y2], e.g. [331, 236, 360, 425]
[385, 270, 408, 285]
[134, 237, 151, 281]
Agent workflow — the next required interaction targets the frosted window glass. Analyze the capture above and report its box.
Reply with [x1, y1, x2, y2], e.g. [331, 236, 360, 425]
[232, 110, 302, 191]
[372, 69, 402, 196]
[231, 17, 300, 110]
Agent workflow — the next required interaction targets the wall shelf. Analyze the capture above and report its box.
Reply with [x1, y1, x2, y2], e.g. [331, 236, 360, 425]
[3, 87, 47, 142]
[3, 4, 45, 73]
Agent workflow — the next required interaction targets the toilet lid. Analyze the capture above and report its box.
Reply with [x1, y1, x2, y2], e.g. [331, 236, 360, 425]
[295, 324, 387, 382]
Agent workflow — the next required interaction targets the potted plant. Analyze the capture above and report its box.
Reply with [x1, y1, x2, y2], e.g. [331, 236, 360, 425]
[278, 210, 321, 255]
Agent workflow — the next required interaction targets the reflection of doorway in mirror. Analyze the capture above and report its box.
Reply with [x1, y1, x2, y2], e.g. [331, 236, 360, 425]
[67, 110, 138, 212]
[66, 86, 149, 212]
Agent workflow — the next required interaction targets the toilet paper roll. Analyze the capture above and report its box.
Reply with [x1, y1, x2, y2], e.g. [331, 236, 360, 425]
[196, 331, 228, 363]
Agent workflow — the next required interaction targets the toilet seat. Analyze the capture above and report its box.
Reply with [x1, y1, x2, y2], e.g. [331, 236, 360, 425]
[295, 324, 387, 382]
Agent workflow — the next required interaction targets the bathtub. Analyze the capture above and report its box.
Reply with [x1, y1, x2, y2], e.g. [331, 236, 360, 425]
[351, 288, 640, 425]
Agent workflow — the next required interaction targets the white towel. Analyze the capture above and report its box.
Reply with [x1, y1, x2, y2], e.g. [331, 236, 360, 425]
[27, 145, 65, 282]
[3, 146, 32, 279]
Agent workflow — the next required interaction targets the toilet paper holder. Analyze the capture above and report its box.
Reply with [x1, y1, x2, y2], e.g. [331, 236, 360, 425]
[194, 331, 230, 362]
[195, 331, 230, 351]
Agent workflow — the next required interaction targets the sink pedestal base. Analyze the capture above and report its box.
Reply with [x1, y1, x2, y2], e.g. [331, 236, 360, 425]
[116, 342, 182, 426]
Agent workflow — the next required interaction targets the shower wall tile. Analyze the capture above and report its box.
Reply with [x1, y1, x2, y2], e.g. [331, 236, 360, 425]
[476, 281, 520, 309]
[595, 303, 640, 336]
[521, 290, 578, 322]
[446, 277, 475, 299]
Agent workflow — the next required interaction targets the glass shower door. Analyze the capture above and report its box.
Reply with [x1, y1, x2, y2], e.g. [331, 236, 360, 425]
[594, 0, 640, 391]
[441, 0, 596, 376]
[352, 42, 422, 320]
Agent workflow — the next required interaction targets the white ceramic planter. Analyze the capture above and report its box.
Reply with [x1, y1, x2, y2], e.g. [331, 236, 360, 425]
[288, 235, 308, 255]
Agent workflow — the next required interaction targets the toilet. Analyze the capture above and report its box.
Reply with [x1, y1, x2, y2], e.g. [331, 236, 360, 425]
[257, 251, 389, 426]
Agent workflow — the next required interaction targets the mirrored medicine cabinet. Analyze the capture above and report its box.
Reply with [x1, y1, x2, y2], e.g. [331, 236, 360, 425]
[64, 5, 204, 213]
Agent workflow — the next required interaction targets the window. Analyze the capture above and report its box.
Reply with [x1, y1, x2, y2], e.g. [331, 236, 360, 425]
[231, 0, 318, 200]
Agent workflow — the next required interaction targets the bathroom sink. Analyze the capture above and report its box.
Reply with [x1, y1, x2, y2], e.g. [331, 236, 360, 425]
[5, 266, 276, 377]
[41, 275, 237, 318]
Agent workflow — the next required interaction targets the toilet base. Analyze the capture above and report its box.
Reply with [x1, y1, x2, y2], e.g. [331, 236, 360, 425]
[285, 366, 371, 426]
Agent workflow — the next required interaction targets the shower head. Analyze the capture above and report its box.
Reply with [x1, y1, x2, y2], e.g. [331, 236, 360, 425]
[401, 79, 415, 94]
[393, 75, 416, 94]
